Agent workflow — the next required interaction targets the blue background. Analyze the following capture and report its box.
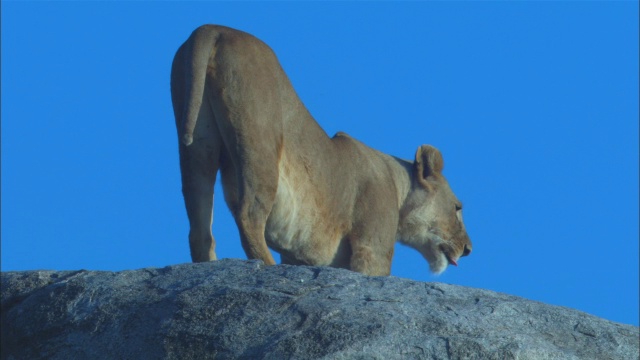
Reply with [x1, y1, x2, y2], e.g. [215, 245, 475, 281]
[2, 2, 638, 326]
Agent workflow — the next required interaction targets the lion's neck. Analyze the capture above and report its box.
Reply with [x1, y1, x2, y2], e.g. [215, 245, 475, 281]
[387, 156, 414, 211]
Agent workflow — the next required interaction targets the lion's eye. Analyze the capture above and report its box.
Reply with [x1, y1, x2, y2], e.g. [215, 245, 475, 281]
[455, 203, 462, 212]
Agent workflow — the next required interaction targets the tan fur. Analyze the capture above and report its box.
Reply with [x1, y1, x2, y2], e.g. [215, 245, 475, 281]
[171, 25, 472, 276]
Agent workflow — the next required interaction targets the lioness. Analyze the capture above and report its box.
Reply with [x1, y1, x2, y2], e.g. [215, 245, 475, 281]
[171, 25, 472, 276]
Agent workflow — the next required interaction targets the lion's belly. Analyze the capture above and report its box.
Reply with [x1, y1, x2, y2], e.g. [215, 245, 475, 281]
[265, 164, 345, 266]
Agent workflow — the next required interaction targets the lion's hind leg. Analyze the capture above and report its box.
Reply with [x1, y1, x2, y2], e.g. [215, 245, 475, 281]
[178, 95, 223, 263]
[234, 154, 279, 266]
[180, 139, 221, 262]
[228, 132, 281, 266]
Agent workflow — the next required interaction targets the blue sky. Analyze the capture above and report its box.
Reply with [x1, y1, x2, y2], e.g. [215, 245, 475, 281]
[2, 2, 638, 326]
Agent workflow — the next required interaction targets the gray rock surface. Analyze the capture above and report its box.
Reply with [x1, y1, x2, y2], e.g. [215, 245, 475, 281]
[1, 259, 638, 359]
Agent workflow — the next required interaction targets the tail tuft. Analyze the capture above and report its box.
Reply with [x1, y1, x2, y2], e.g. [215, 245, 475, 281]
[182, 134, 194, 146]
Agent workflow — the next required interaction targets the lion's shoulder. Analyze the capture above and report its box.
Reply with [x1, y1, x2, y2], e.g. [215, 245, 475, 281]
[333, 131, 352, 139]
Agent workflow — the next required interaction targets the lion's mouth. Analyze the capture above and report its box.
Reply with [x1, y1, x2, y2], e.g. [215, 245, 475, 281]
[439, 244, 458, 267]
[445, 253, 458, 267]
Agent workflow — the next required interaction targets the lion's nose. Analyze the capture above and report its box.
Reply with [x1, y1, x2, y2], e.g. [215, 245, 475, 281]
[462, 244, 472, 257]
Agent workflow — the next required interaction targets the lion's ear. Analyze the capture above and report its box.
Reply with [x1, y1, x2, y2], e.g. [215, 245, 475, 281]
[414, 145, 444, 184]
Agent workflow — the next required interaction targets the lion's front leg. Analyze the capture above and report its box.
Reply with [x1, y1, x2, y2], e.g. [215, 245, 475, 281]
[348, 217, 397, 276]
[349, 240, 394, 276]
[347, 186, 399, 276]
[280, 254, 304, 265]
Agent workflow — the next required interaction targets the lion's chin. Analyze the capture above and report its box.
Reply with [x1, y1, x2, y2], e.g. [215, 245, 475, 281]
[428, 252, 449, 275]
[400, 232, 457, 275]
[411, 234, 452, 275]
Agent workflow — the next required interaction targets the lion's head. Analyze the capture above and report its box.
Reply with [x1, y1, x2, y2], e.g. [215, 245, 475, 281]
[398, 145, 472, 274]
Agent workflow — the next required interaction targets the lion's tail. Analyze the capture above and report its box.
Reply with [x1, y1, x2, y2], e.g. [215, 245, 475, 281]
[179, 26, 219, 146]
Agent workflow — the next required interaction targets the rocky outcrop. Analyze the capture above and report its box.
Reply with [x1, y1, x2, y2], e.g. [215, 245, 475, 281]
[1, 259, 638, 359]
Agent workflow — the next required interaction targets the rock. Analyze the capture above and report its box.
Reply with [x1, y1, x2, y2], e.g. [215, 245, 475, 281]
[1, 259, 638, 359]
